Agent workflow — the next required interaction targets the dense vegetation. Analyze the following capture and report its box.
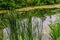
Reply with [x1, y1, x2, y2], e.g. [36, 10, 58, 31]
[0, 0, 60, 10]
[49, 14, 60, 40]
[0, 0, 60, 40]
[0, 9, 59, 40]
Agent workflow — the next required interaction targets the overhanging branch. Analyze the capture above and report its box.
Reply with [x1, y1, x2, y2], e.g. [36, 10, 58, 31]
[0, 4, 60, 14]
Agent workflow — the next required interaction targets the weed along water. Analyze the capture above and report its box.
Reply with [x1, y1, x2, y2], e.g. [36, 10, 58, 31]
[3, 17, 43, 40]
[3, 16, 56, 40]
[0, 0, 60, 40]
[1, 8, 60, 40]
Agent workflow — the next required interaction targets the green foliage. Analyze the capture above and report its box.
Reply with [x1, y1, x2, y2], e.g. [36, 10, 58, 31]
[50, 23, 60, 40]
[0, 8, 59, 40]
[0, 13, 9, 30]
[0, 8, 58, 30]
[0, 0, 60, 40]
[49, 14, 60, 40]
[0, 0, 60, 10]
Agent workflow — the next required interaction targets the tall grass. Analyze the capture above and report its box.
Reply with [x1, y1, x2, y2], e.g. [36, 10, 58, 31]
[0, 9, 47, 40]
[6, 11, 42, 40]
[49, 15, 60, 40]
